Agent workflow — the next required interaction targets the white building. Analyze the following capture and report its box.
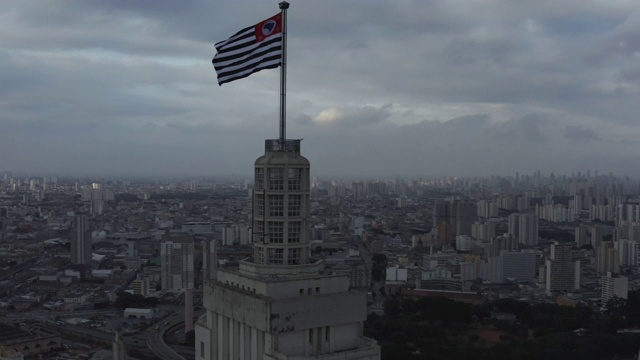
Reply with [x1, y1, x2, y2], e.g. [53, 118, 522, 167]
[601, 272, 629, 305]
[385, 266, 408, 282]
[195, 139, 379, 359]
[455, 235, 472, 252]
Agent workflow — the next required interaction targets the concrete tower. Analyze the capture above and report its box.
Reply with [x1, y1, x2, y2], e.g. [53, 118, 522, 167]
[195, 139, 380, 359]
[252, 139, 310, 266]
[70, 214, 92, 265]
[112, 329, 127, 360]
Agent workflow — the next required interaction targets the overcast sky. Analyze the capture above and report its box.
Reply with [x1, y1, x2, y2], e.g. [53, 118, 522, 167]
[2, 1, 640, 178]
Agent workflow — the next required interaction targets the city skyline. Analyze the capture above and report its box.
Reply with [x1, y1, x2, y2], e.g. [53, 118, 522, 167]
[2, 1, 640, 177]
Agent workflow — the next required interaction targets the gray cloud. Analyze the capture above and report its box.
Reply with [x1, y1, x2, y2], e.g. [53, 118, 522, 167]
[2, 1, 640, 177]
[564, 125, 601, 141]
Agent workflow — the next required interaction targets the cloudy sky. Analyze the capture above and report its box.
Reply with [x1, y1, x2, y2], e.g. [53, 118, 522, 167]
[2, 1, 640, 178]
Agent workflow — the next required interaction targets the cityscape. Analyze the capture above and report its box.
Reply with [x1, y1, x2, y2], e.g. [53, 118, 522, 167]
[4, 1, 640, 359]
[1, 164, 640, 359]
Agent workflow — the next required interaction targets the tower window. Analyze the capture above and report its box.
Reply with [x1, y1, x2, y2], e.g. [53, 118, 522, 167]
[256, 221, 264, 237]
[255, 168, 264, 190]
[269, 169, 284, 190]
[288, 222, 301, 243]
[288, 168, 302, 190]
[269, 195, 284, 217]
[268, 248, 284, 264]
[288, 248, 301, 265]
[256, 194, 264, 216]
[288, 195, 302, 217]
[268, 222, 284, 243]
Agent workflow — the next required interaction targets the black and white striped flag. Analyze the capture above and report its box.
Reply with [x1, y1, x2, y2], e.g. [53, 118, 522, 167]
[213, 13, 283, 85]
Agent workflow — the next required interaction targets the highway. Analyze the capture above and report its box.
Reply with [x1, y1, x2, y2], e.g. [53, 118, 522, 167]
[7, 305, 195, 359]
[145, 317, 187, 360]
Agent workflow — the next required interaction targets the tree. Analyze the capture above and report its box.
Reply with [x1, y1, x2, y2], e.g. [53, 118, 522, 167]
[383, 298, 401, 317]
[605, 295, 626, 320]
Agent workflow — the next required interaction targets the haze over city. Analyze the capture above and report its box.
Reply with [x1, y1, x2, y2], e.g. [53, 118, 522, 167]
[3, 1, 640, 177]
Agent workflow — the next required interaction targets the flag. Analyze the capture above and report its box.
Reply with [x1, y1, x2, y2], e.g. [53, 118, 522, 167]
[213, 13, 283, 85]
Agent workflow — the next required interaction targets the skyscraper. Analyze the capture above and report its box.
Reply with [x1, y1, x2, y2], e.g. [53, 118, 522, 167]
[518, 212, 539, 246]
[454, 200, 476, 237]
[160, 237, 195, 292]
[195, 139, 380, 359]
[70, 214, 92, 265]
[545, 241, 579, 294]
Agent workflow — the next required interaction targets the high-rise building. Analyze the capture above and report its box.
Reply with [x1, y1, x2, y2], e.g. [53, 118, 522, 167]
[471, 221, 496, 241]
[545, 241, 580, 294]
[618, 239, 639, 266]
[575, 225, 589, 248]
[601, 272, 628, 305]
[455, 200, 476, 237]
[196, 139, 380, 359]
[160, 237, 194, 292]
[590, 226, 604, 248]
[70, 215, 92, 265]
[433, 200, 451, 228]
[507, 213, 520, 240]
[596, 241, 619, 274]
[518, 212, 538, 246]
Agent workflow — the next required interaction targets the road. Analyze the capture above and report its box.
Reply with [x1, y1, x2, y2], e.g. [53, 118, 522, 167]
[146, 311, 185, 360]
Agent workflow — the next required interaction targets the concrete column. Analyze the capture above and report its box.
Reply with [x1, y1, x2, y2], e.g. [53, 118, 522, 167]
[185, 288, 194, 332]
[251, 327, 258, 360]
[217, 314, 225, 360]
[239, 321, 245, 359]
[210, 313, 218, 360]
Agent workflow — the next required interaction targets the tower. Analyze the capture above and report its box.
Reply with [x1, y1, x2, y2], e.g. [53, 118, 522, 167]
[195, 139, 380, 359]
[70, 214, 92, 265]
[198, 4, 379, 358]
[252, 139, 310, 266]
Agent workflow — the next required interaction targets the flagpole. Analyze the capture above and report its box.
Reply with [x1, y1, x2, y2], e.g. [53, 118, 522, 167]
[279, 1, 289, 147]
